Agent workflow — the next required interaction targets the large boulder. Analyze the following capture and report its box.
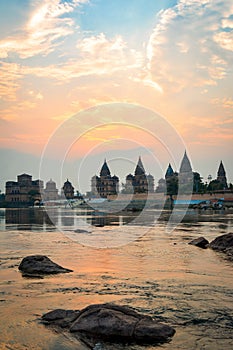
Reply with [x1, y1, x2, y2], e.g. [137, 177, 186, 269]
[209, 233, 233, 251]
[19, 255, 73, 275]
[188, 237, 209, 249]
[42, 303, 175, 346]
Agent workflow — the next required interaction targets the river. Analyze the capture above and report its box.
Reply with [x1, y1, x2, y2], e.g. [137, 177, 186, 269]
[0, 207, 232, 349]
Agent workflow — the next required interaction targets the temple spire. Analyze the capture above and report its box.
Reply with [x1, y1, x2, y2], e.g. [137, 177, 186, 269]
[165, 163, 174, 178]
[179, 150, 192, 173]
[100, 159, 111, 176]
[134, 156, 145, 176]
[217, 160, 227, 188]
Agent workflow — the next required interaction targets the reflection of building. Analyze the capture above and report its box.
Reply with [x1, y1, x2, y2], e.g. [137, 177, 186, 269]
[44, 179, 59, 201]
[5, 174, 43, 205]
[124, 157, 154, 193]
[5, 208, 45, 230]
[61, 213, 74, 227]
[62, 179, 74, 199]
[91, 160, 119, 198]
[217, 161, 227, 188]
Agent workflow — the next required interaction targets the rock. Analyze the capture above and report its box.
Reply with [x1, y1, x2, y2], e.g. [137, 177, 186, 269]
[74, 229, 89, 233]
[19, 255, 73, 275]
[225, 247, 233, 260]
[134, 317, 175, 343]
[42, 303, 175, 346]
[188, 237, 209, 249]
[42, 309, 79, 328]
[209, 233, 233, 251]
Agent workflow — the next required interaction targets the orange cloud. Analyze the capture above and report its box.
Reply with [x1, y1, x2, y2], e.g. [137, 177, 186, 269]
[0, 61, 23, 101]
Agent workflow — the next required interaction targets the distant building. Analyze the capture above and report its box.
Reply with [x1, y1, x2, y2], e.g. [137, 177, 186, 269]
[208, 160, 228, 191]
[165, 163, 175, 179]
[44, 179, 59, 201]
[155, 151, 193, 194]
[124, 157, 154, 193]
[179, 150, 193, 186]
[156, 163, 178, 193]
[62, 179, 74, 199]
[155, 177, 166, 193]
[5, 173, 43, 205]
[91, 160, 119, 198]
[217, 161, 227, 188]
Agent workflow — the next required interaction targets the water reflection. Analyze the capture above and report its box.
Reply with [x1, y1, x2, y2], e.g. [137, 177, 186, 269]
[1, 208, 137, 231]
[3, 208, 54, 231]
[1, 207, 232, 232]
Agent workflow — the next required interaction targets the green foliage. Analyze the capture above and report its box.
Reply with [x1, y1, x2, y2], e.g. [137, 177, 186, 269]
[166, 176, 178, 195]
[193, 172, 206, 193]
[207, 180, 224, 191]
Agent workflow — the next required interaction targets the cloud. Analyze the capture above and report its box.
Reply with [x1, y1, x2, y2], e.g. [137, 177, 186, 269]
[211, 97, 233, 110]
[0, 0, 87, 59]
[0, 61, 23, 101]
[28, 90, 44, 100]
[147, 0, 233, 92]
[20, 33, 143, 81]
[214, 31, 233, 51]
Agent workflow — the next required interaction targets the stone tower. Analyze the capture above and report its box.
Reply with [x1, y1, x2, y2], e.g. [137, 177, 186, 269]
[217, 161, 227, 188]
[179, 151, 193, 189]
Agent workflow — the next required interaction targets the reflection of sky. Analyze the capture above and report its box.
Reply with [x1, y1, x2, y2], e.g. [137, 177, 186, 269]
[0, 0, 232, 192]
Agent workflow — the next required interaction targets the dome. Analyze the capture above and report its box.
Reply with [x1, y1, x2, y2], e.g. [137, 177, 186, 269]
[45, 179, 57, 190]
[126, 173, 134, 180]
[64, 179, 71, 185]
[63, 179, 74, 189]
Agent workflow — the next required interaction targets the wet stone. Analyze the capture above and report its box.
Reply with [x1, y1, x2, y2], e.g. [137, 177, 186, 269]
[209, 233, 233, 251]
[42, 303, 175, 346]
[189, 237, 209, 249]
[18, 255, 73, 276]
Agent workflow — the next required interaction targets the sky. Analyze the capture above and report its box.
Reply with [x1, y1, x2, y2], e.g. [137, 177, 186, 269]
[0, 0, 232, 193]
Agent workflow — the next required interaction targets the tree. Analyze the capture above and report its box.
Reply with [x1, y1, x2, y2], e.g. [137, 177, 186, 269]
[207, 180, 224, 192]
[193, 172, 206, 193]
[166, 176, 178, 195]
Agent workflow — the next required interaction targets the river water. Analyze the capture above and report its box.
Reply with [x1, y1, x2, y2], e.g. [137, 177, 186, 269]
[0, 207, 232, 350]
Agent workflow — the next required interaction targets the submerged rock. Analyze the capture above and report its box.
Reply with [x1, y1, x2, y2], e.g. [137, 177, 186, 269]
[209, 233, 233, 252]
[19, 255, 73, 275]
[42, 303, 175, 346]
[188, 237, 209, 249]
